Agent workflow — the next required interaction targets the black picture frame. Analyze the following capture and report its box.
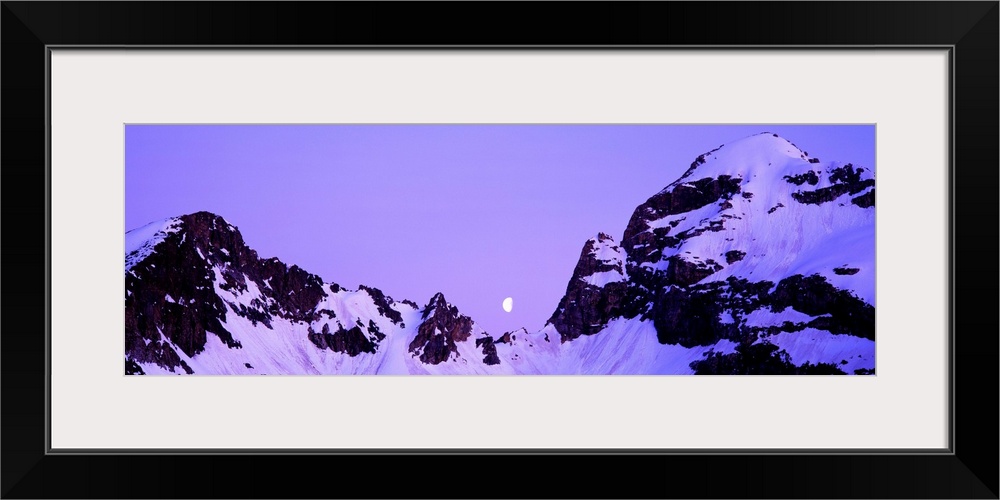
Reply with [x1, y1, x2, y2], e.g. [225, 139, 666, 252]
[2, 2, 996, 498]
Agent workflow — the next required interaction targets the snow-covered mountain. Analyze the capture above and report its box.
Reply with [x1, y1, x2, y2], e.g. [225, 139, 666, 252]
[596, 132, 875, 374]
[125, 132, 875, 375]
[125, 212, 508, 375]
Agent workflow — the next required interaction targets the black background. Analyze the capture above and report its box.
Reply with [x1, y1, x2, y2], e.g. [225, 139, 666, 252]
[2, 2, 997, 498]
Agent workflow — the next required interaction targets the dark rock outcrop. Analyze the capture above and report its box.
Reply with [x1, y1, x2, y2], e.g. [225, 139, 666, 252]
[475, 336, 501, 365]
[783, 171, 820, 186]
[724, 250, 746, 264]
[359, 285, 404, 325]
[767, 274, 874, 339]
[408, 292, 474, 365]
[125, 358, 146, 375]
[689, 336, 846, 375]
[851, 189, 875, 208]
[791, 164, 874, 206]
[546, 234, 628, 342]
[622, 175, 742, 264]
[664, 255, 723, 287]
[644, 276, 770, 347]
[126, 213, 247, 373]
[308, 323, 376, 356]
[641, 271, 873, 348]
[614, 168, 749, 322]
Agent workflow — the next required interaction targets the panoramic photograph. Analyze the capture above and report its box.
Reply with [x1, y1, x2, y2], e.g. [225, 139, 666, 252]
[124, 125, 876, 375]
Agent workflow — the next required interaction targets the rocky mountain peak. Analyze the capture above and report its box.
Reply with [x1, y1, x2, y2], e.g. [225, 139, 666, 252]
[576, 233, 626, 280]
[421, 291, 452, 319]
[546, 232, 629, 342]
[409, 292, 475, 365]
[559, 133, 875, 372]
[125, 210, 331, 373]
[659, 132, 814, 195]
[620, 131, 874, 296]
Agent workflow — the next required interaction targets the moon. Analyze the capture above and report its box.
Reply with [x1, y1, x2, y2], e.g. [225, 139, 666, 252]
[502, 297, 513, 313]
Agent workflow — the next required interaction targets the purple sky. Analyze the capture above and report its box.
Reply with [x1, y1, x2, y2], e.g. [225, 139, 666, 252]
[126, 125, 875, 336]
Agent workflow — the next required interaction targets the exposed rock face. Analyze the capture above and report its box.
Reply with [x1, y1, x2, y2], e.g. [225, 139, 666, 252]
[790, 164, 875, 205]
[664, 255, 723, 287]
[833, 266, 860, 275]
[622, 175, 742, 268]
[724, 250, 746, 264]
[642, 273, 874, 348]
[689, 337, 846, 375]
[546, 233, 629, 342]
[127, 213, 250, 373]
[769, 274, 874, 339]
[475, 337, 501, 365]
[851, 189, 875, 208]
[647, 277, 762, 347]
[474, 326, 531, 365]
[408, 292, 474, 365]
[307, 321, 379, 356]
[616, 171, 750, 319]
[783, 171, 820, 186]
[358, 285, 404, 325]
[125, 358, 146, 375]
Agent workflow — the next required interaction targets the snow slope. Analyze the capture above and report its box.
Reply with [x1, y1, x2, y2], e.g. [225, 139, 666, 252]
[125, 218, 181, 271]
[634, 132, 874, 302]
